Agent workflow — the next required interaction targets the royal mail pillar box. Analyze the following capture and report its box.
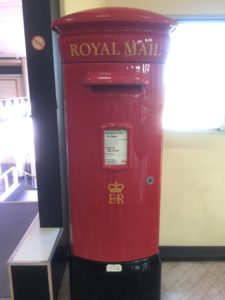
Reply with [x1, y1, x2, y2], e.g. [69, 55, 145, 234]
[52, 7, 175, 300]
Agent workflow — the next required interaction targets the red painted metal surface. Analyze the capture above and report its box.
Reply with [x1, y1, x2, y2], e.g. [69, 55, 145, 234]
[52, 7, 175, 28]
[52, 8, 175, 262]
[52, 7, 175, 64]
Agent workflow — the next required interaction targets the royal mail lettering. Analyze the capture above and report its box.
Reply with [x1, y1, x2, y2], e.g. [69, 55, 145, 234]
[111, 42, 121, 56]
[124, 41, 136, 56]
[70, 40, 160, 57]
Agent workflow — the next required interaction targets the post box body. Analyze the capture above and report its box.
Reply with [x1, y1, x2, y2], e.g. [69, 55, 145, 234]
[53, 8, 175, 295]
[63, 62, 163, 262]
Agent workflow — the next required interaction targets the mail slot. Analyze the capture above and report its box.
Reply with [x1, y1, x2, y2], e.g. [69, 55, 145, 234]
[52, 7, 175, 300]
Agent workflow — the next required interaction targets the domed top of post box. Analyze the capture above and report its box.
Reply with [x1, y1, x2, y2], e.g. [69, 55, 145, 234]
[52, 7, 176, 64]
[52, 7, 175, 33]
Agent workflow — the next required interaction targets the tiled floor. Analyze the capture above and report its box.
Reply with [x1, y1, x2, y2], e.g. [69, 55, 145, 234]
[161, 261, 225, 300]
[57, 261, 225, 300]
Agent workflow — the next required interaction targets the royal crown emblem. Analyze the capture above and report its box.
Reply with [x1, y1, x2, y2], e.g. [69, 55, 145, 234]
[107, 181, 124, 193]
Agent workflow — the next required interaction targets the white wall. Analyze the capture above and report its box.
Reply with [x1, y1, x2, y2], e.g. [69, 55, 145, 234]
[0, 1, 26, 57]
[60, 0, 106, 16]
[105, 0, 225, 16]
[161, 134, 225, 246]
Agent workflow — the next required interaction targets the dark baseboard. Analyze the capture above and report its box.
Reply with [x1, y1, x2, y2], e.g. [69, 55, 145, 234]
[70, 255, 161, 300]
[160, 246, 225, 261]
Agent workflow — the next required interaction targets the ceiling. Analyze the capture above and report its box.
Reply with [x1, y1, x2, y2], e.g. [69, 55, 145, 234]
[0, 0, 26, 58]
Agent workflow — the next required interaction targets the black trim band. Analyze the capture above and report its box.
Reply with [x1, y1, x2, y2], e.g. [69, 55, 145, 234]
[160, 246, 225, 261]
[70, 255, 161, 300]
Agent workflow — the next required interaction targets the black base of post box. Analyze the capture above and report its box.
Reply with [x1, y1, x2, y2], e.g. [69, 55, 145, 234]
[70, 255, 161, 300]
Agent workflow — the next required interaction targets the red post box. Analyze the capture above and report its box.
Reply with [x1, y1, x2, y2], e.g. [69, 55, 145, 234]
[52, 7, 175, 300]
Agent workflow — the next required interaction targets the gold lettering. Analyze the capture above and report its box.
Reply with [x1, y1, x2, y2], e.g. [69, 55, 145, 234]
[100, 43, 111, 55]
[90, 42, 101, 55]
[111, 42, 120, 55]
[79, 43, 91, 56]
[109, 194, 117, 204]
[70, 44, 80, 56]
[124, 41, 137, 56]
[70, 41, 160, 58]
[138, 43, 147, 56]
[117, 194, 124, 204]
[108, 193, 125, 205]
[148, 43, 160, 56]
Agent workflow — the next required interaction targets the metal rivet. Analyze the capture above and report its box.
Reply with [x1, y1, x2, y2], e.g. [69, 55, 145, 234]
[146, 176, 154, 185]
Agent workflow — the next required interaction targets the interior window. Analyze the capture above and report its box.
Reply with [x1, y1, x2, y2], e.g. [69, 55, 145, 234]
[163, 21, 225, 131]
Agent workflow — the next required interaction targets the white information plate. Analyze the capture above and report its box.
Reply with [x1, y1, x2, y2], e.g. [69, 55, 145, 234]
[106, 264, 122, 272]
[104, 129, 128, 166]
